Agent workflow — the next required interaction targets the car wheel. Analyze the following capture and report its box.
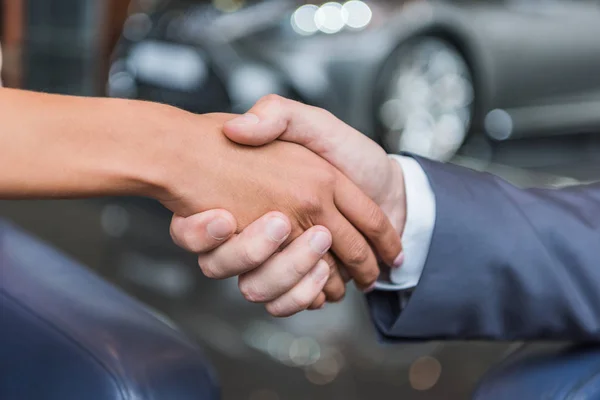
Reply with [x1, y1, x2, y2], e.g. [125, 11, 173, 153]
[376, 36, 474, 161]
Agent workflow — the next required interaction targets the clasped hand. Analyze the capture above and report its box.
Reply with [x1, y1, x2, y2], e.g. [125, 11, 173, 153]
[166, 96, 406, 317]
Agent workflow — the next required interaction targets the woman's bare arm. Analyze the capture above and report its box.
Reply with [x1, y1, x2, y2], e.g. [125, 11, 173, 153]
[0, 88, 174, 199]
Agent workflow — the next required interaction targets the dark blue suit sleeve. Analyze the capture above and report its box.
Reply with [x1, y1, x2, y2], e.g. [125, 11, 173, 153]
[367, 157, 600, 341]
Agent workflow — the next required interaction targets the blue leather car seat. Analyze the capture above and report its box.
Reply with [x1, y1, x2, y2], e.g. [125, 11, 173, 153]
[473, 346, 600, 399]
[0, 220, 220, 400]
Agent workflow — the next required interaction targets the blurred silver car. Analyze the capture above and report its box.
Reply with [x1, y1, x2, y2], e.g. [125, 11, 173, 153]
[109, 0, 600, 164]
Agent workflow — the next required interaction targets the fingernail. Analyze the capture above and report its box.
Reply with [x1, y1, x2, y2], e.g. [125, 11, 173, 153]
[392, 252, 405, 268]
[207, 218, 232, 240]
[318, 303, 326, 310]
[266, 217, 290, 242]
[311, 262, 330, 284]
[363, 282, 376, 293]
[309, 231, 331, 255]
[228, 113, 260, 125]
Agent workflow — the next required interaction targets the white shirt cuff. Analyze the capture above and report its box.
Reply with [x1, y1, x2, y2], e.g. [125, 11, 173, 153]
[374, 155, 436, 291]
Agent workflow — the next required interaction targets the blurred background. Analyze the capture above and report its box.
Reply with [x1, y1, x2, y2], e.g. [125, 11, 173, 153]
[1, 0, 600, 399]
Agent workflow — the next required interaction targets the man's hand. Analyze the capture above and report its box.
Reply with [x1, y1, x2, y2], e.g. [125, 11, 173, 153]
[157, 112, 401, 315]
[170, 97, 408, 316]
[170, 210, 339, 314]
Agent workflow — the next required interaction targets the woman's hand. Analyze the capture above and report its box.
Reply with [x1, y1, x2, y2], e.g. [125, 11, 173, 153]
[153, 112, 401, 314]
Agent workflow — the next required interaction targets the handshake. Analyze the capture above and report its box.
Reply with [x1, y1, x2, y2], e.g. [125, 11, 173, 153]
[164, 95, 407, 317]
[0, 88, 407, 318]
[5, 88, 598, 340]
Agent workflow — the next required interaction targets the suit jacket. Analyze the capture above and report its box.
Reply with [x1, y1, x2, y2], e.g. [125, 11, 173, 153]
[368, 157, 600, 341]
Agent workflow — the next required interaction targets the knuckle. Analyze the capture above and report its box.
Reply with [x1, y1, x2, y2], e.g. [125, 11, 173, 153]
[365, 206, 388, 238]
[324, 269, 346, 302]
[287, 260, 309, 282]
[289, 292, 313, 312]
[185, 229, 204, 252]
[199, 260, 225, 280]
[345, 241, 370, 266]
[238, 278, 263, 303]
[309, 300, 324, 310]
[298, 194, 324, 217]
[325, 286, 346, 302]
[260, 94, 285, 107]
[266, 302, 285, 317]
[363, 268, 379, 285]
[316, 107, 335, 121]
[356, 263, 380, 287]
[239, 245, 264, 268]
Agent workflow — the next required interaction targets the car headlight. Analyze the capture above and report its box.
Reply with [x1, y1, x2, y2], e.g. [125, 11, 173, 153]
[377, 37, 474, 161]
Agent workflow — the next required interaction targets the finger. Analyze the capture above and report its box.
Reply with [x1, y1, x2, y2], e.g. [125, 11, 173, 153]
[322, 209, 380, 291]
[223, 95, 387, 181]
[170, 210, 236, 253]
[197, 212, 291, 279]
[265, 259, 330, 317]
[237, 226, 332, 303]
[308, 292, 326, 310]
[223, 95, 290, 146]
[334, 173, 403, 266]
[321, 253, 346, 302]
[223, 95, 334, 150]
[327, 252, 352, 283]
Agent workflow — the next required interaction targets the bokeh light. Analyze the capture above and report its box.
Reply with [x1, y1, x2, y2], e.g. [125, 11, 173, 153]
[485, 109, 514, 140]
[289, 337, 321, 366]
[409, 356, 442, 391]
[315, 2, 346, 34]
[342, 1, 372, 30]
[291, 5, 319, 36]
[291, 1, 373, 36]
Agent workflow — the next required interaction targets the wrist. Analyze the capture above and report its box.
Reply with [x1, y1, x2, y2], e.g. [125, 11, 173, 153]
[137, 108, 233, 215]
[101, 99, 182, 200]
[379, 156, 407, 235]
[124, 102, 212, 201]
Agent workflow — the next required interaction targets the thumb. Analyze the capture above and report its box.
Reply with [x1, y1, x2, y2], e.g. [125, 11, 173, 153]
[223, 112, 283, 146]
[223, 95, 331, 151]
[223, 96, 288, 146]
[224, 95, 392, 204]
